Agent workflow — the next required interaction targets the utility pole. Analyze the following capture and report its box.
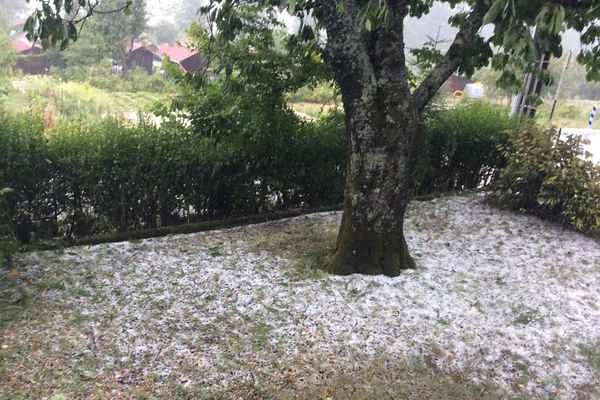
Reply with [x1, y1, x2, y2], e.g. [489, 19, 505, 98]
[511, 29, 552, 119]
[549, 50, 573, 121]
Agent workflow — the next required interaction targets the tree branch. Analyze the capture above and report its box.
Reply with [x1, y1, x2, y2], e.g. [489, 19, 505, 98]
[72, 1, 132, 24]
[549, 0, 593, 8]
[411, 0, 491, 112]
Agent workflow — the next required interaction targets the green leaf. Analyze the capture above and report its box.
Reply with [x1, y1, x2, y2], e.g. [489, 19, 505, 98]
[67, 22, 78, 41]
[287, 0, 296, 15]
[483, 0, 504, 25]
[23, 16, 35, 33]
[552, 6, 565, 34]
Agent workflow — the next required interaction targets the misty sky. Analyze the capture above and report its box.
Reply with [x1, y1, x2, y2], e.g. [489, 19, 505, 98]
[12, 0, 582, 52]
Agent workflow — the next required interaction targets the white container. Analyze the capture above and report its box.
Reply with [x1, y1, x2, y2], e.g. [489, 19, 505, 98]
[465, 83, 485, 99]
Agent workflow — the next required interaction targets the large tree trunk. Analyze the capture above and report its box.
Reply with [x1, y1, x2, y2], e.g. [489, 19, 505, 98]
[321, 0, 489, 276]
[324, 0, 417, 276]
[327, 113, 417, 276]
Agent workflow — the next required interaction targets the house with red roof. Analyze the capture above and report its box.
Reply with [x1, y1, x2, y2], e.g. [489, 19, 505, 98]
[125, 41, 162, 74]
[157, 43, 203, 74]
[10, 35, 43, 56]
[10, 34, 64, 75]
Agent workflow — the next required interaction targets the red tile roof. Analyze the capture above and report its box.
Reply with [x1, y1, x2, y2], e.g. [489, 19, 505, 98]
[10, 35, 43, 54]
[130, 42, 146, 52]
[157, 43, 197, 64]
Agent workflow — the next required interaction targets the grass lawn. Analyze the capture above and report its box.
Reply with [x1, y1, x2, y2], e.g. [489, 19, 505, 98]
[537, 98, 600, 129]
[1, 193, 599, 399]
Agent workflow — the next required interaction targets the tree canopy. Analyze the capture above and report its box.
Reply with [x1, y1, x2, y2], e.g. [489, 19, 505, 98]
[61, 0, 147, 66]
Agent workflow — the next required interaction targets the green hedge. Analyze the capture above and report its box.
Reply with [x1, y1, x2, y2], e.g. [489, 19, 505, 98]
[0, 188, 18, 267]
[0, 110, 345, 242]
[0, 100, 521, 244]
[411, 100, 524, 196]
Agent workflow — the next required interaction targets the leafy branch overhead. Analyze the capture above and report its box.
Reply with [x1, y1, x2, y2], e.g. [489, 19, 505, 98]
[23, 0, 600, 85]
[23, 0, 134, 50]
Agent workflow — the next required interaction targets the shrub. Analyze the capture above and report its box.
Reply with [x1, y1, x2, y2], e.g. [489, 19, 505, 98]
[493, 125, 600, 234]
[0, 105, 345, 242]
[0, 112, 50, 242]
[184, 83, 346, 215]
[0, 188, 18, 267]
[410, 100, 524, 196]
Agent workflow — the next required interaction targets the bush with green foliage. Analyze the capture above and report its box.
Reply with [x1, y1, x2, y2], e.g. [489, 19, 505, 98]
[0, 113, 51, 242]
[0, 188, 18, 267]
[183, 82, 347, 212]
[493, 125, 600, 234]
[410, 100, 524, 196]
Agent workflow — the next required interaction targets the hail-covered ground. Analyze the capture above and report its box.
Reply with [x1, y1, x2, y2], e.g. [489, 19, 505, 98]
[2, 193, 600, 399]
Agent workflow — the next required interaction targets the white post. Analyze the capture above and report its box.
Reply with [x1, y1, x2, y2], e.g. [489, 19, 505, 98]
[588, 105, 597, 129]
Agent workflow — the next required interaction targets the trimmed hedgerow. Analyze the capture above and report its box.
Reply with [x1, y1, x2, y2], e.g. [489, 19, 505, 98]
[410, 100, 524, 196]
[0, 108, 345, 242]
[0, 188, 18, 267]
[1, 99, 523, 244]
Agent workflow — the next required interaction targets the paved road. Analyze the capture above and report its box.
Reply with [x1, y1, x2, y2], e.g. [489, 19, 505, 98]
[561, 128, 600, 163]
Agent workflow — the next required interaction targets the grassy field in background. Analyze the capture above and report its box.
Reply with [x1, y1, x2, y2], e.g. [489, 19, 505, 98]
[288, 96, 600, 128]
[3, 75, 598, 129]
[537, 98, 599, 129]
[3, 76, 170, 121]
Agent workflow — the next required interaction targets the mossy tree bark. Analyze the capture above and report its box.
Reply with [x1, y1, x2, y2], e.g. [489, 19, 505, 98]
[322, 0, 489, 277]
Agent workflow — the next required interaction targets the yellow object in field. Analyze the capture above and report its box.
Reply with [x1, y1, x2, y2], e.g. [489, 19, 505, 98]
[453, 90, 464, 98]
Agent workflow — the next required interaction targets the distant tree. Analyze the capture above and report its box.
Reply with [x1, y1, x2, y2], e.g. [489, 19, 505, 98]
[544, 54, 600, 100]
[50, 0, 148, 66]
[22, 0, 600, 277]
[173, 0, 206, 28]
[150, 19, 182, 44]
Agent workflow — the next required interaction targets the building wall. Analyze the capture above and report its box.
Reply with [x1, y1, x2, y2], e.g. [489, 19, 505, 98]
[15, 55, 59, 75]
[180, 54, 203, 74]
[125, 48, 155, 74]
